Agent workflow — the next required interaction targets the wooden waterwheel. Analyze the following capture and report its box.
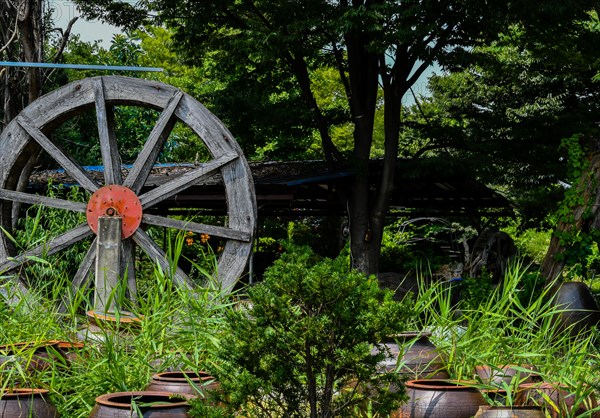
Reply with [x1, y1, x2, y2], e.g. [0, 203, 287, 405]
[0, 76, 256, 303]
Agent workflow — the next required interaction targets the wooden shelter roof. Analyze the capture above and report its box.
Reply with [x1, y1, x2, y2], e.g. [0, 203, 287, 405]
[28, 158, 514, 217]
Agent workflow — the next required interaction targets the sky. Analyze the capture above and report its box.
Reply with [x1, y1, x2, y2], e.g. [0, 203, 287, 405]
[49, 0, 121, 47]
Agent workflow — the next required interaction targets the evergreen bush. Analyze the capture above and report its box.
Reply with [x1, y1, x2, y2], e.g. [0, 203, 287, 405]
[210, 245, 411, 417]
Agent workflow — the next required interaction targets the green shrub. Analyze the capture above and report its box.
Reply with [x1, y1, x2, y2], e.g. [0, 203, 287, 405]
[502, 221, 551, 266]
[211, 245, 411, 417]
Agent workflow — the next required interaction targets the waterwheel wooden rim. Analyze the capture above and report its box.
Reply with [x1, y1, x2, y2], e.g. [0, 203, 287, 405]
[0, 76, 256, 301]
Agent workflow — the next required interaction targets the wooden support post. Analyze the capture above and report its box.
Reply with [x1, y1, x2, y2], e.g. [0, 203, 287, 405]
[94, 215, 122, 313]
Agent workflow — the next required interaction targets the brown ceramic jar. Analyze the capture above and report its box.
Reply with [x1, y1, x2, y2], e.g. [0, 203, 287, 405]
[47, 340, 85, 362]
[374, 332, 449, 379]
[474, 364, 537, 386]
[146, 370, 220, 398]
[516, 382, 598, 418]
[551, 281, 600, 335]
[89, 391, 193, 418]
[474, 405, 545, 417]
[0, 388, 59, 418]
[0, 341, 67, 371]
[397, 379, 487, 418]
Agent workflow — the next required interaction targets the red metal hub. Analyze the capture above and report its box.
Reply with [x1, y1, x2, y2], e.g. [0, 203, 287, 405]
[86, 185, 142, 239]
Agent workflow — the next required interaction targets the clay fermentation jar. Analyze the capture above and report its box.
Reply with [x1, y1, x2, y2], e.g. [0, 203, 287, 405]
[474, 405, 545, 417]
[89, 391, 192, 417]
[551, 281, 600, 335]
[474, 364, 537, 386]
[397, 379, 487, 418]
[47, 340, 85, 362]
[0, 341, 67, 371]
[516, 382, 598, 418]
[146, 370, 220, 397]
[374, 332, 449, 379]
[0, 388, 59, 417]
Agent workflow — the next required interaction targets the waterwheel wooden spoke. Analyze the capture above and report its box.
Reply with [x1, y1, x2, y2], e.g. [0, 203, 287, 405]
[142, 214, 251, 242]
[124, 90, 183, 194]
[138, 152, 238, 209]
[72, 241, 97, 289]
[131, 229, 193, 288]
[0, 189, 86, 213]
[0, 76, 256, 302]
[15, 115, 100, 193]
[94, 78, 122, 185]
[0, 224, 93, 272]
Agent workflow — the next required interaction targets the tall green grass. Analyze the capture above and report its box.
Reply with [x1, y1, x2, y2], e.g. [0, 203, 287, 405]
[3, 226, 600, 418]
[410, 260, 600, 417]
[0, 229, 232, 417]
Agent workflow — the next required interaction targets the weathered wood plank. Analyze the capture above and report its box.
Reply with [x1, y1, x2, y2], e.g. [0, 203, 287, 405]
[94, 77, 122, 185]
[121, 238, 137, 301]
[131, 228, 193, 289]
[0, 223, 92, 272]
[174, 92, 257, 290]
[0, 277, 30, 306]
[142, 213, 251, 242]
[72, 240, 97, 289]
[0, 188, 86, 212]
[139, 152, 238, 209]
[59, 237, 96, 313]
[16, 114, 100, 193]
[124, 90, 183, 194]
[215, 153, 256, 291]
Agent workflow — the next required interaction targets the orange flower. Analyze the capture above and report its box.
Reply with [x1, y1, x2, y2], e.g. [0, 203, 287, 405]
[186, 237, 194, 246]
[200, 233, 210, 244]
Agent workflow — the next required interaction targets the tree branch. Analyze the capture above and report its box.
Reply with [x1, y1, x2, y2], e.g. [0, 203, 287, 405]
[0, 12, 19, 56]
[406, 25, 455, 88]
[245, 0, 274, 31]
[51, 17, 78, 63]
[286, 53, 344, 164]
[330, 39, 353, 115]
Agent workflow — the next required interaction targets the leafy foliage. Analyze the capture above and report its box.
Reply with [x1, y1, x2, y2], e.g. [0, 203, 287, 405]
[211, 245, 411, 417]
[420, 10, 600, 223]
[550, 135, 600, 278]
[70, 0, 597, 273]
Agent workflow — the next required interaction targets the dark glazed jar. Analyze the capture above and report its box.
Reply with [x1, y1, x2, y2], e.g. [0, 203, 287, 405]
[398, 379, 487, 418]
[146, 371, 220, 397]
[474, 405, 545, 417]
[0, 388, 59, 418]
[551, 281, 600, 335]
[89, 391, 193, 418]
[474, 364, 537, 386]
[374, 332, 449, 379]
[47, 340, 85, 363]
[0, 341, 67, 371]
[516, 382, 598, 418]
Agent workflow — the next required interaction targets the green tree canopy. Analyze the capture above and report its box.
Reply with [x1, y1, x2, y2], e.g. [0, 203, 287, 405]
[71, 0, 598, 274]
[407, 10, 600, 278]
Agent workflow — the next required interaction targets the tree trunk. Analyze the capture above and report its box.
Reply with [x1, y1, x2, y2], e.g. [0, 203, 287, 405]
[541, 145, 600, 281]
[1, 0, 21, 129]
[288, 55, 343, 165]
[17, 0, 43, 104]
[2, 67, 21, 129]
[349, 156, 375, 273]
[343, 7, 381, 274]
